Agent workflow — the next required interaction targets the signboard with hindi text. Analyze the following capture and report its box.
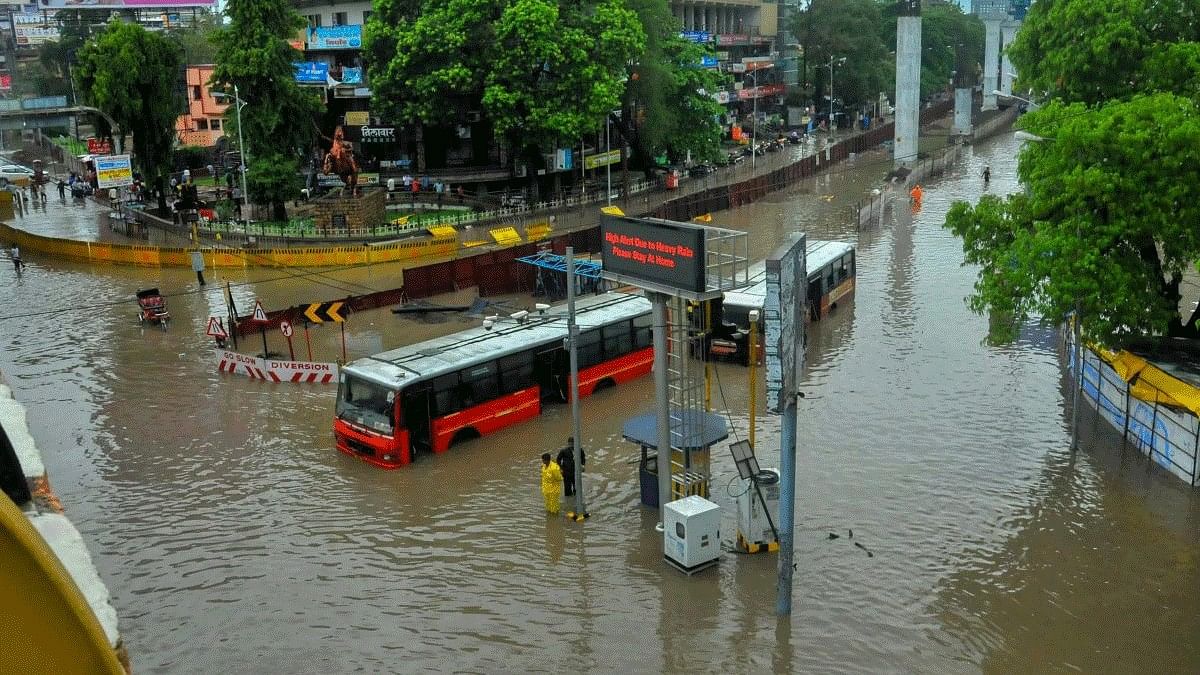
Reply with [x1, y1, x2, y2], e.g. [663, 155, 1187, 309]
[95, 154, 133, 189]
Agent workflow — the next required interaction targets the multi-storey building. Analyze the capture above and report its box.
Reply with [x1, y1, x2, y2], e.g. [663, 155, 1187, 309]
[174, 65, 228, 148]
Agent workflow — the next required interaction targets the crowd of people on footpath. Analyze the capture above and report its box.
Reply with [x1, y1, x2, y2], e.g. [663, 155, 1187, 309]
[540, 436, 587, 515]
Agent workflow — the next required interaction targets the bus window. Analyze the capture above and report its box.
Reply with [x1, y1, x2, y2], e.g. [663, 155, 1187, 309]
[602, 320, 633, 357]
[335, 375, 397, 435]
[825, 265, 835, 291]
[462, 361, 499, 402]
[633, 313, 653, 349]
[838, 254, 851, 282]
[499, 351, 535, 394]
[578, 329, 602, 368]
[432, 372, 461, 416]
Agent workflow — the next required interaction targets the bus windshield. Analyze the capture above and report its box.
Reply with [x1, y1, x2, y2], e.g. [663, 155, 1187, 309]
[336, 375, 397, 435]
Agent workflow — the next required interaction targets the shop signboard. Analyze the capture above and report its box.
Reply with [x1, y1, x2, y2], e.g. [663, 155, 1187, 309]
[347, 126, 398, 144]
[699, 55, 718, 69]
[294, 61, 329, 84]
[344, 111, 369, 126]
[716, 34, 750, 46]
[680, 31, 709, 43]
[339, 67, 363, 85]
[584, 149, 620, 170]
[306, 25, 362, 50]
[95, 154, 134, 189]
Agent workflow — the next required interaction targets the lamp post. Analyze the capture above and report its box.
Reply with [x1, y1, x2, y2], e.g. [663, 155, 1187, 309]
[828, 56, 845, 134]
[214, 85, 249, 224]
[746, 64, 774, 172]
[993, 90, 1040, 111]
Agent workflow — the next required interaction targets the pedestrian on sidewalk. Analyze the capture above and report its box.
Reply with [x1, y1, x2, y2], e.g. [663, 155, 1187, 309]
[57, 179, 65, 200]
[10, 244, 23, 273]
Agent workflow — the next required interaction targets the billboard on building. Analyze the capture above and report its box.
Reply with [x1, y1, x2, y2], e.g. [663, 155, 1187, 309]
[33, 0, 214, 7]
[14, 14, 59, 45]
[294, 61, 329, 84]
[307, 25, 362, 50]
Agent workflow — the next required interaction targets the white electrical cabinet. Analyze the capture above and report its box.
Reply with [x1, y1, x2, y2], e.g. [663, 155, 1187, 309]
[736, 468, 780, 550]
[663, 495, 721, 574]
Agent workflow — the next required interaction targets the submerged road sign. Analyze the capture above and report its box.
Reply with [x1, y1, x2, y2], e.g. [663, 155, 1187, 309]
[304, 301, 345, 323]
[205, 317, 228, 339]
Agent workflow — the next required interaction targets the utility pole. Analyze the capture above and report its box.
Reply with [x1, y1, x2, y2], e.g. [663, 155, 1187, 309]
[566, 247, 587, 516]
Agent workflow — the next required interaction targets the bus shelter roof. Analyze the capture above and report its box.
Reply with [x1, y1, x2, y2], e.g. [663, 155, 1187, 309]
[621, 410, 728, 451]
[515, 251, 604, 279]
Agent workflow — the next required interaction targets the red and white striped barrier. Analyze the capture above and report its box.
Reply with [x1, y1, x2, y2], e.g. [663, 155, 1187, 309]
[214, 351, 338, 384]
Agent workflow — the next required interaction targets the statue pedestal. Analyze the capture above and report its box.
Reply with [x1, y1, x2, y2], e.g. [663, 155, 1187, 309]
[313, 187, 386, 234]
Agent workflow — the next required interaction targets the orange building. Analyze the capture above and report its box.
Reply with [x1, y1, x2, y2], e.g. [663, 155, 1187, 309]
[174, 65, 228, 147]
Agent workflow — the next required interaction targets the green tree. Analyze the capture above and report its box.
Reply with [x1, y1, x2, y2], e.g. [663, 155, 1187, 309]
[213, 0, 319, 221]
[171, 11, 222, 65]
[367, 0, 644, 177]
[1007, 0, 1200, 105]
[790, 0, 892, 109]
[74, 20, 181, 211]
[917, 4, 984, 100]
[946, 96, 1200, 345]
[620, 0, 725, 168]
[944, 0, 1200, 347]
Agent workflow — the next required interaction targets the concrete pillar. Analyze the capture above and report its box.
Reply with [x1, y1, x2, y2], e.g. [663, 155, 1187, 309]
[982, 19, 1001, 110]
[1000, 21, 1018, 96]
[894, 14, 921, 168]
[953, 88, 972, 136]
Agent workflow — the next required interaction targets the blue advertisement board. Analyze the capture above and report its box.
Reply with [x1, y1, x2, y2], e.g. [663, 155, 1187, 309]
[699, 55, 718, 68]
[307, 25, 362, 50]
[339, 67, 363, 85]
[294, 61, 329, 84]
[680, 31, 710, 43]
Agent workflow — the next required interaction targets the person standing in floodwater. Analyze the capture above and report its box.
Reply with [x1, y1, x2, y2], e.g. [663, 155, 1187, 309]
[540, 453, 563, 514]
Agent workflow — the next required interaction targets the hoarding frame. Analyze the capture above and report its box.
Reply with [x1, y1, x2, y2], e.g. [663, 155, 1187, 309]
[95, 154, 133, 189]
[764, 233, 807, 413]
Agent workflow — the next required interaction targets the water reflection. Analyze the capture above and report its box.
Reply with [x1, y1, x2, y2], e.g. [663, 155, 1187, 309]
[1, 132, 1198, 672]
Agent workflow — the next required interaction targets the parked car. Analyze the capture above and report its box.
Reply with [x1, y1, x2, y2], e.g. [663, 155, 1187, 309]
[0, 164, 34, 187]
[688, 164, 715, 178]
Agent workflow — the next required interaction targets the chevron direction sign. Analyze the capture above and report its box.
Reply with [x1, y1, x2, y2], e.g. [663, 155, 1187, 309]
[304, 301, 346, 323]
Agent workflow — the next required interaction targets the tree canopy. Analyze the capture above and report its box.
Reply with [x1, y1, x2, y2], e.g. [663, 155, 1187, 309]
[945, 0, 1200, 347]
[74, 20, 181, 208]
[367, 0, 643, 153]
[212, 0, 319, 219]
[621, 0, 725, 165]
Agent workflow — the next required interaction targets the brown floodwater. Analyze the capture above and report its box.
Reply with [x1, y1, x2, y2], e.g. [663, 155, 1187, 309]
[2, 132, 1198, 673]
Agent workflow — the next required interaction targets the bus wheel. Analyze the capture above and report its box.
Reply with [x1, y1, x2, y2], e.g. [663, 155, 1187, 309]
[593, 378, 617, 393]
[449, 428, 480, 448]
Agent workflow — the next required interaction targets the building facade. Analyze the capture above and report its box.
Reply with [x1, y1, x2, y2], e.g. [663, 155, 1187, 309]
[174, 65, 228, 148]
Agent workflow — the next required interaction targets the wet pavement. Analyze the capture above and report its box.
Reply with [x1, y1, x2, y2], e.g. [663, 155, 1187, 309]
[2, 131, 1198, 673]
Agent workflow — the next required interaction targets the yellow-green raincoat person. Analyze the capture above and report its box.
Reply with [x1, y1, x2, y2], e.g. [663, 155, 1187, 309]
[540, 453, 563, 514]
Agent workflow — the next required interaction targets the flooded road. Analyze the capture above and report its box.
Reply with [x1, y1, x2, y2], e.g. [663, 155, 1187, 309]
[3, 132, 1199, 673]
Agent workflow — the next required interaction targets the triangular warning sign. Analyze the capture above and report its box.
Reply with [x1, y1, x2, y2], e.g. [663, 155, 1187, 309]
[252, 300, 269, 323]
[206, 316, 228, 339]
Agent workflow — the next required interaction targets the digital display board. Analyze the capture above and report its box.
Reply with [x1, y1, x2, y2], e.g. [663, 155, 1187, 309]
[600, 216, 706, 294]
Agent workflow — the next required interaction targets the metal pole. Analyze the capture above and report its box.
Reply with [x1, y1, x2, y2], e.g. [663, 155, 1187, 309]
[829, 57, 835, 133]
[652, 293, 671, 525]
[567, 247, 586, 515]
[749, 312, 758, 449]
[751, 71, 757, 172]
[1071, 304, 1081, 451]
[605, 117, 611, 205]
[235, 85, 249, 224]
[776, 393, 797, 616]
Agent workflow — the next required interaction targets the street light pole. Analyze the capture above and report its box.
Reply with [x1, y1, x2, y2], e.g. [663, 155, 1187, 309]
[750, 69, 758, 172]
[605, 115, 611, 205]
[234, 85, 249, 225]
[828, 56, 845, 134]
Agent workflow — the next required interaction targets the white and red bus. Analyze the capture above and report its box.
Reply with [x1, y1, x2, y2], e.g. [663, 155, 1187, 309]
[721, 239, 856, 328]
[334, 292, 654, 468]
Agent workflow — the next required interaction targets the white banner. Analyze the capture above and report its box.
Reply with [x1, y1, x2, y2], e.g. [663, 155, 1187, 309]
[214, 350, 338, 383]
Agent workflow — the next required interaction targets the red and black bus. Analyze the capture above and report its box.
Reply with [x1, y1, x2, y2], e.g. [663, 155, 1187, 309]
[334, 292, 654, 468]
